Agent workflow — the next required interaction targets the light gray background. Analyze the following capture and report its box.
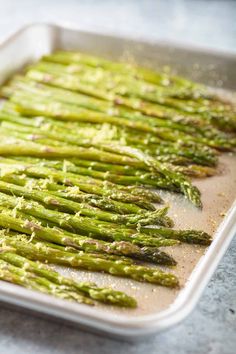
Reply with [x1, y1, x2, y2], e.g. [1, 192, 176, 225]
[0, 1, 235, 353]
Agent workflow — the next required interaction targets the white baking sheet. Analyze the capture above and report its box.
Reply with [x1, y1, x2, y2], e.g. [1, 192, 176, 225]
[0, 23, 235, 339]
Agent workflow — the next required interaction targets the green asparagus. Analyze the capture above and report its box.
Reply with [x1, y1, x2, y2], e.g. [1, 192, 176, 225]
[0, 233, 179, 287]
[0, 179, 171, 227]
[0, 247, 137, 307]
[0, 49, 231, 306]
[0, 257, 93, 304]
[0, 196, 178, 248]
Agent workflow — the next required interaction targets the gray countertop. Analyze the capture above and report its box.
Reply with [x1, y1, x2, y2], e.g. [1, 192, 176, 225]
[0, 1, 235, 353]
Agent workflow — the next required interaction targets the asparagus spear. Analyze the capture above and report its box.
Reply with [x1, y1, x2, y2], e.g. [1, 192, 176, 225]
[0, 134, 202, 207]
[5, 77, 222, 138]
[0, 112, 219, 168]
[31, 61, 234, 124]
[25, 66, 236, 136]
[0, 248, 137, 307]
[12, 88, 234, 149]
[0, 172, 150, 214]
[42, 53, 236, 117]
[17, 204, 208, 248]
[0, 179, 172, 227]
[0, 120, 219, 175]
[11, 73, 231, 137]
[0, 131, 147, 167]
[0, 99, 222, 168]
[5, 156, 162, 205]
[0, 155, 172, 199]
[29, 61, 186, 99]
[0, 158, 157, 209]
[12, 82, 235, 150]
[42, 51, 214, 101]
[0, 120, 219, 173]
[0, 196, 178, 248]
[42, 51, 191, 87]
[141, 227, 212, 245]
[12, 150, 214, 180]
[1, 119, 197, 161]
[6, 225, 176, 266]
[4, 128, 207, 182]
[0, 109, 212, 206]
[11, 90, 204, 145]
[118, 146, 202, 208]
[12, 150, 215, 181]
[65, 156, 217, 177]
[0, 129, 170, 187]
[0, 99, 220, 167]
[0, 233, 179, 287]
[0, 258, 93, 304]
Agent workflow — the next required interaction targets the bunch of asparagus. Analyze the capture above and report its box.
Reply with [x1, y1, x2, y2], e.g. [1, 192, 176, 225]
[0, 50, 234, 307]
